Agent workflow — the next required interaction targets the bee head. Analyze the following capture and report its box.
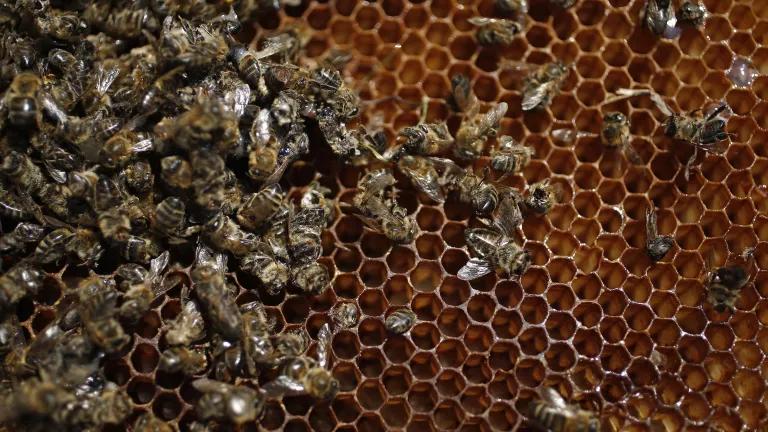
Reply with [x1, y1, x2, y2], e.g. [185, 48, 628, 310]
[603, 111, 626, 124]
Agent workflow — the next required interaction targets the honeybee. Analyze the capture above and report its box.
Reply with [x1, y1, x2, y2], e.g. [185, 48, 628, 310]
[237, 184, 285, 232]
[193, 379, 266, 424]
[0, 184, 39, 221]
[32, 227, 74, 264]
[117, 251, 169, 323]
[165, 289, 206, 346]
[34, 9, 88, 41]
[662, 102, 730, 148]
[398, 155, 444, 203]
[4, 72, 43, 128]
[449, 74, 477, 113]
[229, 45, 271, 95]
[38, 182, 74, 222]
[81, 384, 133, 426]
[646, 208, 674, 262]
[288, 207, 326, 264]
[435, 158, 499, 216]
[301, 181, 336, 224]
[490, 136, 532, 176]
[133, 412, 175, 432]
[331, 301, 360, 329]
[99, 129, 154, 169]
[521, 61, 569, 111]
[351, 169, 417, 244]
[0, 264, 44, 311]
[1, 151, 46, 196]
[706, 265, 749, 313]
[677, 1, 708, 27]
[642, 0, 675, 36]
[526, 387, 600, 432]
[0, 378, 74, 425]
[191, 245, 243, 341]
[261, 122, 310, 186]
[292, 263, 331, 296]
[263, 204, 290, 261]
[165, 100, 241, 156]
[316, 106, 384, 162]
[239, 242, 290, 296]
[77, 276, 130, 353]
[385, 122, 453, 161]
[495, 187, 525, 235]
[459, 221, 530, 281]
[160, 155, 192, 190]
[0, 316, 20, 355]
[0, 222, 46, 254]
[190, 149, 229, 212]
[97, 206, 132, 245]
[524, 179, 558, 215]
[601, 112, 642, 164]
[121, 234, 163, 264]
[66, 227, 104, 266]
[455, 101, 508, 160]
[204, 212, 258, 256]
[385, 308, 417, 334]
[159, 346, 208, 375]
[468, 17, 522, 45]
[154, 197, 199, 239]
[118, 160, 154, 196]
[263, 323, 339, 400]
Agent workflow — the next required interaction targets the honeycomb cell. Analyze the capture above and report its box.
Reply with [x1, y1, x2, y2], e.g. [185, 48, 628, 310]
[407, 382, 438, 413]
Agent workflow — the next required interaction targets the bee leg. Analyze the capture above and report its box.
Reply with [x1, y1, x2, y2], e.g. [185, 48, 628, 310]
[418, 96, 429, 124]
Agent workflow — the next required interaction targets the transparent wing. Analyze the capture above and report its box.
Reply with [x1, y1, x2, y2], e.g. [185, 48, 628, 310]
[94, 63, 120, 95]
[496, 190, 523, 237]
[457, 258, 493, 280]
[291, 207, 326, 230]
[467, 17, 494, 26]
[316, 323, 331, 369]
[540, 387, 568, 409]
[44, 162, 67, 184]
[399, 158, 444, 203]
[477, 102, 508, 134]
[522, 84, 549, 111]
[262, 375, 306, 397]
[645, 207, 658, 239]
[624, 142, 644, 165]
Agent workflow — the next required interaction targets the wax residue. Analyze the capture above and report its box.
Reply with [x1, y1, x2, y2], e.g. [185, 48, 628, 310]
[726, 57, 759, 88]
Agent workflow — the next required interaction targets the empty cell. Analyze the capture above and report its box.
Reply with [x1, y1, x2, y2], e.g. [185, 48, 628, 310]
[387, 246, 416, 273]
[358, 289, 387, 316]
[411, 292, 440, 320]
[407, 382, 438, 412]
[384, 275, 413, 306]
[383, 335, 415, 363]
[358, 318, 386, 346]
[439, 276, 470, 306]
[382, 365, 412, 396]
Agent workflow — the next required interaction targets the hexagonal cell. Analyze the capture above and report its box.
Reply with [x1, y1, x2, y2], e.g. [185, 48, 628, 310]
[383, 335, 415, 363]
[387, 246, 416, 273]
[358, 317, 386, 346]
[407, 382, 438, 413]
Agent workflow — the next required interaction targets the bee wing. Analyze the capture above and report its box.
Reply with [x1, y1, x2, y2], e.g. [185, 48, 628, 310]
[399, 159, 445, 203]
[467, 17, 494, 26]
[477, 102, 508, 135]
[458, 258, 494, 280]
[44, 161, 67, 184]
[540, 387, 569, 409]
[149, 250, 170, 284]
[262, 155, 294, 186]
[316, 323, 332, 369]
[624, 142, 644, 164]
[94, 63, 120, 95]
[192, 378, 230, 394]
[497, 191, 524, 237]
[645, 207, 658, 239]
[262, 375, 306, 397]
[522, 83, 549, 111]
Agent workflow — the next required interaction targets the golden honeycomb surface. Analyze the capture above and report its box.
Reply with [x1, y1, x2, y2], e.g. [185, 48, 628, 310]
[13, 0, 768, 431]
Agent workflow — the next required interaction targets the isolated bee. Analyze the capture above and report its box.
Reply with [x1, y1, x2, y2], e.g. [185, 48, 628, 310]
[526, 387, 600, 432]
[468, 17, 522, 45]
[133, 412, 175, 432]
[455, 101, 508, 160]
[263, 323, 339, 400]
[646, 208, 674, 262]
[193, 378, 266, 424]
[398, 155, 444, 203]
[459, 221, 530, 281]
[351, 169, 417, 244]
[331, 302, 360, 329]
[521, 61, 569, 111]
[239, 242, 290, 296]
[159, 346, 208, 375]
[160, 155, 193, 190]
[642, 0, 675, 36]
[237, 184, 286, 232]
[490, 136, 532, 176]
[0, 222, 46, 254]
[205, 212, 258, 256]
[706, 265, 749, 313]
[165, 289, 207, 346]
[449, 74, 478, 113]
[677, 1, 708, 27]
[601, 112, 643, 164]
[77, 276, 130, 353]
[385, 308, 417, 334]
[662, 102, 730, 148]
[386, 122, 453, 161]
[0, 264, 44, 311]
[435, 158, 499, 216]
[117, 251, 169, 323]
[524, 179, 558, 215]
[191, 245, 243, 341]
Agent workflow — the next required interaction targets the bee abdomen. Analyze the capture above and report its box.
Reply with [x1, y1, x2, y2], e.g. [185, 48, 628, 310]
[8, 97, 37, 127]
[529, 403, 566, 431]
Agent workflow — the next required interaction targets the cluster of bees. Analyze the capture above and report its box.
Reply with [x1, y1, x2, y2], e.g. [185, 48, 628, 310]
[0, 0, 755, 430]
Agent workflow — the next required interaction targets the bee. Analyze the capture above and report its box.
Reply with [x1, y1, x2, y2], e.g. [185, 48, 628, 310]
[34, 9, 88, 41]
[133, 412, 175, 432]
[398, 155, 444, 203]
[191, 245, 243, 341]
[239, 243, 290, 296]
[154, 197, 199, 239]
[121, 234, 163, 264]
[99, 129, 154, 169]
[663, 102, 730, 148]
[159, 346, 208, 375]
[77, 276, 130, 353]
[448, 74, 477, 113]
[435, 158, 499, 216]
[120, 160, 155, 195]
[160, 155, 192, 190]
[646, 208, 674, 262]
[677, 1, 708, 27]
[85, 4, 159, 39]
[496, 0, 529, 14]
[331, 302, 360, 329]
[166, 100, 242, 156]
[706, 265, 749, 313]
[468, 17, 522, 45]
[288, 206, 326, 265]
[0, 264, 44, 311]
[490, 136, 532, 176]
[351, 169, 417, 244]
[301, 181, 336, 224]
[82, 384, 133, 426]
[190, 150, 230, 212]
[97, 206, 132, 245]
[193, 379, 266, 424]
[0, 185, 39, 221]
[385, 308, 417, 334]
[37, 182, 74, 221]
[117, 251, 169, 323]
[165, 289, 207, 346]
[386, 122, 453, 161]
[524, 179, 558, 215]
[601, 112, 642, 164]
[263, 204, 291, 262]
[455, 101, 508, 160]
[0, 378, 74, 424]
[526, 387, 600, 432]
[292, 263, 331, 296]
[3, 72, 42, 128]
[522, 61, 569, 111]
[263, 323, 339, 400]
[642, 0, 675, 36]
[459, 221, 530, 281]
[0, 222, 46, 254]
[66, 227, 104, 266]
[316, 106, 383, 162]
[247, 108, 279, 182]
[229, 45, 270, 96]
[204, 212, 258, 256]
[1, 151, 46, 196]
[237, 184, 285, 232]
[33, 227, 75, 264]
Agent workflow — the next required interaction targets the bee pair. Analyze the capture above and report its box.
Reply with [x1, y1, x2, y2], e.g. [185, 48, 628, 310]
[643, 0, 708, 37]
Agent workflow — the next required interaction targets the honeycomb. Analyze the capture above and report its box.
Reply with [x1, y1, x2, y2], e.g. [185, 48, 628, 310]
[8, 0, 768, 431]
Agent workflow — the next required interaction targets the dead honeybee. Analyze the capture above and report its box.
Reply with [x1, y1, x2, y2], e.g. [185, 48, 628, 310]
[0, 222, 46, 255]
[459, 220, 530, 281]
[247, 108, 279, 182]
[154, 197, 200, 239]
[79, 384, 133, 426]
[32, 227, 74, 264]
[77, 276, 130, 353]
[4, 72, 43, 128]
[237, 184, 286, 232]
[490, 136, 532, 176]
[521, 61, 569, 112]
[160, 155, 192, 191]
[331, 301, 360, 329]
[398, 155, 444, 203]
[66, 227, 104, 266]
[99, 129, 154, 169]
[455, 101, 508, 160]
[706, 265, 750, 313]
[601, 112, 643, 164]
[449, 74, 477, 113]
[189, 149, 231, 212]
[301, 181, 336, 224]
[34, 9, 88, 41]
[292, 263, 331, 296]
[0, 264, 44, 311]
[646, 208, 674, 262]
[524, 179, 558, 215]
[204, 212, 259, 256]
[0, 184, 40, 221]
[165, 289, 206, 346]
[434, 158, 499, 216]
[85, 4, 159, 39]
[316, 106, 385, 162]
[288, 205, 331, 295]
[0, 378, 75, 425]
[191, 245, 243, 341]
[385, 308, 417, 334]
[351, 169, 417, 244]
[263, 323, 339, 400]
[677, 1, 708, 27]
[120, 161, 155, 195]
[116, 251, 169, 323]
[385, 121, 453, 161]
[526, 387, 600, 432]
[642, 0, 675, 36]
[193, 379, 266, 424]
[239, 242, 290, 296]
[159, 346, 208, 375]
[159, 100, 241, 156]
[121, 234, 163, 264]
[662, 102, 730, 148]
[468, 17, 522, 45]
[1, 151, 46, 196]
